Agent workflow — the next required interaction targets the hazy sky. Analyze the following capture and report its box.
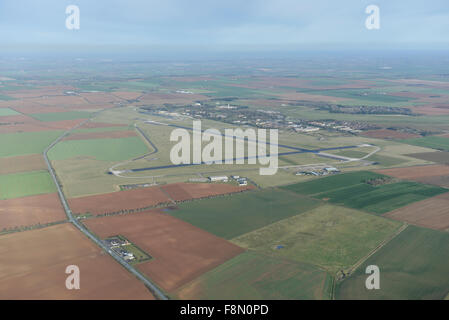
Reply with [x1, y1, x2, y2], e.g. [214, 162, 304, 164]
[1, 0, 449, 50]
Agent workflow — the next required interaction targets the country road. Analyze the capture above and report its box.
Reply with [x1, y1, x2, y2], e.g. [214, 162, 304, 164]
[43, 117, 168, 300]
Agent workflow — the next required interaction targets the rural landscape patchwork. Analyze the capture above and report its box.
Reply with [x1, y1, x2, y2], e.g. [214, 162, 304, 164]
[1, 54, 448, 301]
[1, 1, 449, 304]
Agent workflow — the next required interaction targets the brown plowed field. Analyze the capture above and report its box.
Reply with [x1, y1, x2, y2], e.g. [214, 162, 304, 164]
[64, 130, 137, 141]
[376, 165, 449, 187]
[0, 193, 66, 230]
[0, 114, 51, 133]
[68, 186, 171, 215]
[384, 192, 449, 230]
[0, 114, 37, 123]
[406, 151, 449, 164]
[361, 129, 420, 139]
[84, 210, 244, 292]
[161, 182, 255, 202]
[26, 96, 88, 107]
[0, 154, 47, 175]
[409, 105, 449, 115]
[44, 119, 88, 130]
[0, 223, 154, 299]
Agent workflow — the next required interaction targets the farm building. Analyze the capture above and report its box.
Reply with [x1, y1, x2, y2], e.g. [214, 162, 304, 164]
[209, 176, 229, 182]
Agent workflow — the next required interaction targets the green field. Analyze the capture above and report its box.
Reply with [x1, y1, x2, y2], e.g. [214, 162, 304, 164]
[336, 226, 449, 300]
[0, 108, 20, 116]
[281, 171, 447, 214]
[0, 94, 15, 101]
[0, 170, 56, 199]
[174, 252, 332, 300]
[169, 189, 320, 239]
[29, 111, 92, 122]
[0, 131, 62, 157]
[233, 205, 402, 273]
[401, 136, 449, 152]
[48, 136, 149, 161]
[296, 88, 416, 104]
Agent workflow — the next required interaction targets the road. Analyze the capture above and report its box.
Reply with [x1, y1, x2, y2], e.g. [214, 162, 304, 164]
[43, 119, 168, 300]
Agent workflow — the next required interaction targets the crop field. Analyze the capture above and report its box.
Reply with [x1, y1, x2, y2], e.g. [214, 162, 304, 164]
[401, 136, 449, 152]
[0, 154, 47, 175]
[336, 226, 449, 300]
[361, 129, 420, 139]
[84, 209, 243, 292]
[0, 108, 20, 116]
[233, 205, 402, 273]
[63, 130, 137, 141]
[29, 111, 92, 122]
[383, 192, 449, 230]
[68, 186, 171, 215]
[160, 182, 254, 202]
[48, 136, 149, 161]
[0, 193, 66, 231]
[406, 151, 449, 164]
[376, 165, 449, 187]
[0, 223, 154, 299]
[169, 188, 321, 239]
[0, 170, 56, 200]
[0, 131, 62, 157]
[281, 171, 447, 214]
[174, 252, 332, 300]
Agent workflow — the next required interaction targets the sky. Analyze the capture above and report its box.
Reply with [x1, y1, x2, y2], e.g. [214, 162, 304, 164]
[1, 0, 449, 52]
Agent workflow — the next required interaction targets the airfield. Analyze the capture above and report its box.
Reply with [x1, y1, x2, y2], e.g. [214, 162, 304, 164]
[0, 62, 448, 300]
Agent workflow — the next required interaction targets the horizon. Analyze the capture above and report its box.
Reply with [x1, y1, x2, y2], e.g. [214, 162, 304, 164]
[1, 0, 449, 52]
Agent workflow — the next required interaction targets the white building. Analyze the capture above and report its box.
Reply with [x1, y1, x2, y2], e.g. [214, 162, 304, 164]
[209, 176, 229, 182]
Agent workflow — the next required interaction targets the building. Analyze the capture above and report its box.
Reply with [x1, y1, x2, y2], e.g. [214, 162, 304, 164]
[324, 167, 340, 173]
[209, 176, 229, 182]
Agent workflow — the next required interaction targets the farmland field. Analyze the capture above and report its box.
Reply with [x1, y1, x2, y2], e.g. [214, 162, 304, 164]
[281, 171, 447, 214]
[0, 131, 62, 157]
[406, 151, 449, 164]
[29, 111, 92, 122]
[84, 209, 243, 292]
[48, 136, 149, 161]
[68, 185, 171, 215]
[0, 108, 20, 116]
[175, 252, 332, 300]
[376, 165, 449, 187]
[383, 192, 449, 230]
[336, 226, 449, 300]
[160, 182, 254, 202]
[0, 154, 47, 175]
[0, 193, 66, 230]
[169, 188, 321, 239]
[401, 136, 449, 152]
[233, 205, 402, 273]
[0, 223, 154, 299]
[0, 170, 56, 200]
